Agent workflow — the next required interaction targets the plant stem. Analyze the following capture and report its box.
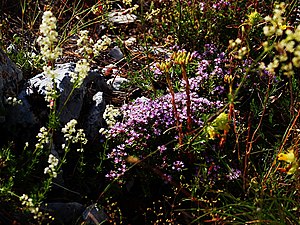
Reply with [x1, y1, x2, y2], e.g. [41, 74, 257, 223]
[181, 64, 192, 132]
[166, 71, 183, 146]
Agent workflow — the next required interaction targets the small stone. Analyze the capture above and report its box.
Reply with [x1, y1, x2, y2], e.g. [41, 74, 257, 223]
[107, 76, 128, 91]
[41, 202, 85, 224]
[82, 204, 108, 224]
[0, 48, 23, 122]
[125, 37, 136, 46]
[109, 46, 124, 61]
[108, 11, 137, 24]
[84, 91, 106, 139]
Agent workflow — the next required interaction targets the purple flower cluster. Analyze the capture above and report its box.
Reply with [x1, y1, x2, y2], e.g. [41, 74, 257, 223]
[105, 90, 223, 179]
[110, 93, 222, 139]
[226, 168, 242, 181]
[181, 44, 228, 95]
[193, 1, 230, 13]
[105, 44, 229, 180]
[212, 0, 230, 10]
[172, 161, 185, 171]
[196, 44, 227, 79]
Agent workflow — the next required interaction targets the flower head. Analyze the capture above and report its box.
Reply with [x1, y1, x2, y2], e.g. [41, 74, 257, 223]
[278, 149, 296, 163]
[44, 154, 59, 178]
[37, 11, 61, 62]
[70, 59, 90, 88]
[278, 149, 299, 175]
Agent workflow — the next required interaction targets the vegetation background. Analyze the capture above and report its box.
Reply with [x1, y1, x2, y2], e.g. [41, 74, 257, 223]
[0, 0, 300, 224]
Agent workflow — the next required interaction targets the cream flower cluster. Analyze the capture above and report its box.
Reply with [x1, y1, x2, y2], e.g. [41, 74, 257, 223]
[61, 119, 87, 152]
[103, 105, 121, 127]
[76, 30, 112, 58]
[62, 119, 77, 141]
[123, 0, 132, 6]
[44, 154, 59, 178]
[43, 65, 59, 107]
[44, 82, 58, 107]
[37, 11, 62, 62]
[19, 194, 42, 219]
[73, 31, 112, 88]
[5, 96, 22, 106]
[264, 2, 300, 76]
[75, 129, 87, 152]
[69, 59, 90, 88]
[77, 30, 94, 57]
[35, 127, 50, 149]
[43, 65, 58, 78]
[263, 2, 286, 37]
[99, 127, 109, 136]
[93, 35, 112, 56]
[228, 38, 248, 60]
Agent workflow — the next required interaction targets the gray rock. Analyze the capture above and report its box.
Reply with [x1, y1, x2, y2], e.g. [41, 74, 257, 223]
[5, 62, 112, 143]
[84, 91, 106, 140]
[108, 10, 137, 24]
[83, 204, 108, 225]
[107, 76, 128, 91]
[0, 48, 23, 123]
[56, 64, 85, 124]
[41, 202, 108, 225]
[41, 202, 85, 224]
[109, 46, 124, 61]
[25, 63, 76, 96]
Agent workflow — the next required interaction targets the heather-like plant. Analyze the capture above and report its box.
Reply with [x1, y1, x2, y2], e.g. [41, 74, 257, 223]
[104, 92, 224, 179]
[102, 46, 231, 189]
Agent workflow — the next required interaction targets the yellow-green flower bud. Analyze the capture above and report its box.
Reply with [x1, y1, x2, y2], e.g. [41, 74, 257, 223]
[212, 112, 230, 131]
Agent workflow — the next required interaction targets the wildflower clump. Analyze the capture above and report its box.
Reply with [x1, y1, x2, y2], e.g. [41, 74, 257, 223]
[171, 50, 193, 65]
[105, 92, 223, 179]
[70, 59, 90, 88]
[76, 30, 94, 57]
[104, 44, 228, 180]
[61, 119, 87, 152]
[19, 194, 43, 219]
[37, 11, 62, 63]
[35, 127, 50, 150]
[263, 2, 287, 37]
[76, 29, 111, 58]
[71, 30, 111, 88]
[262, 2, 300, 77]
[44, 154, 59, 178]
[37, 11, 61, 108]
[103, 105, 122, 128]
[93, 35, 112, 56]
[266, 24, 300, 76]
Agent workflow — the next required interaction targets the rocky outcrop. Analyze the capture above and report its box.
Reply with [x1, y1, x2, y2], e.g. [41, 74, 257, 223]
[0, 48, 23, 123]
[2, 62, 113, 146]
